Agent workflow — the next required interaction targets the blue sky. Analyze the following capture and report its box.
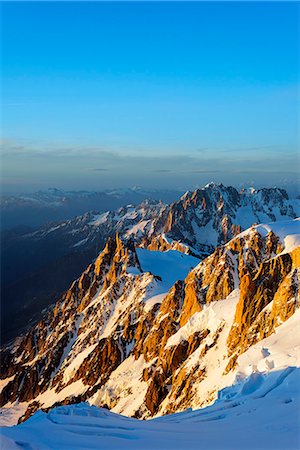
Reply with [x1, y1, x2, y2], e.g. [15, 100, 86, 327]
[1, 1, 299, 193]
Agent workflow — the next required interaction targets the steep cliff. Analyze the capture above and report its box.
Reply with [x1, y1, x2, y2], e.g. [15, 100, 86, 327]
[0, 218, 299, 425]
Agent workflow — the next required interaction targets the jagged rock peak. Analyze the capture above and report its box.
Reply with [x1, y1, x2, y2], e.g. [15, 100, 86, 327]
[0, 201, 299, 425]
[20, 182, 298, 270]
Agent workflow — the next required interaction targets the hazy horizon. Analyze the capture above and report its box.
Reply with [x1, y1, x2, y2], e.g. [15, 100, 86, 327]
[1, 179, 299, 199]
[1, 2, 299, 195]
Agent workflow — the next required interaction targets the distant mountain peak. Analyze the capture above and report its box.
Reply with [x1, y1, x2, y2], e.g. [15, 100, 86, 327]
[1, 182, 299, 345]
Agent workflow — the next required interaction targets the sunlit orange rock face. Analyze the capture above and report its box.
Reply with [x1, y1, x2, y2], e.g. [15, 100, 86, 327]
[217, 232, 298, 377]
[0, 218, 299, 424]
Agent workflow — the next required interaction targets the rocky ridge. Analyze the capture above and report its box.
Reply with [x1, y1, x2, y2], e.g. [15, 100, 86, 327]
[18, 184, 299, 258]
[0, 217, 299, 424]
[2, 184, 298, 344]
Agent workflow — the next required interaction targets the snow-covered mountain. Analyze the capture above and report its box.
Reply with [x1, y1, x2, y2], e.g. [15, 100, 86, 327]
[22, 183, 299, 258]
[2, 183, 298, 343]
[1, 216, 299, 430]
[1, 187, 182, 230]
[1, 187, 180, 209]
[2, 309, 299, 449]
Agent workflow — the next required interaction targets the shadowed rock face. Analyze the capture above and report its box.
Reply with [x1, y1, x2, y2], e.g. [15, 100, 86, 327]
[0, 235, 139, 408]
[2, 184, 297, 344]
[1, 218, 299, 424]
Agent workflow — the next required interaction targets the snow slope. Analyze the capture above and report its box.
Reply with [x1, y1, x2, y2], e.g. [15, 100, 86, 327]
[262, 218, 300, 254]
[0, 247, 200, 427]
[1, 309, 299, 450]
[1, 369, 298, 450]
[1, 217, 299, 445]
[240, 218, 300, 254]
[136, 248, 199, 289]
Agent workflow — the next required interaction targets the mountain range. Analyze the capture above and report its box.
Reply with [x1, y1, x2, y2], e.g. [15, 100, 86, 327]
[0, 182, 299, 446]
[0, 187, 182, 230]
[1, 183, 299, 343]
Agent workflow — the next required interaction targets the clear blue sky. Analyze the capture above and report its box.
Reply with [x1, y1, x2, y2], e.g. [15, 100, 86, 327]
[1, 1, 299, 194]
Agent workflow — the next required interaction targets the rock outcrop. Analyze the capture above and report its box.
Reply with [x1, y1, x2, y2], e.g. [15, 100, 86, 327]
[3, 184, 298, 345]
[1, 218, 299, 424]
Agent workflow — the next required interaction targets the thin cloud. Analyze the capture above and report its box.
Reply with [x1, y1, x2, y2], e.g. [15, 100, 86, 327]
[188, 169, 222, 174]
[222, 145, 290, 153]
[2, 138, 297, 194]
[88, 168, 110, 172]
[196, 148, 210, 153]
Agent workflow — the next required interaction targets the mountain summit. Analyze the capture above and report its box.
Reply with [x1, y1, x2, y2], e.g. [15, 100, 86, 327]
[3, 184, 298, 343]
[1, 215, 299, 424]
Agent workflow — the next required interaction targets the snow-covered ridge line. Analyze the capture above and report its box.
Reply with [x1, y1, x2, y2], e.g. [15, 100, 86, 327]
[20, 184, 299, 255]
[1, 309, 299, 449]
[0, 215, 299, 432]
[236, 217, 300, 255]
[3, 183, 298, 345]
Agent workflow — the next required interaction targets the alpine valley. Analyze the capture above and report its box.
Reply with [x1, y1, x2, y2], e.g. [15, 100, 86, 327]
[1, 183, 300, 449]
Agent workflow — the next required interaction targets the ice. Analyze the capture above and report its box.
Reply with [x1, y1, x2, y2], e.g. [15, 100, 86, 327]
[136, 248, 199, 313]
[239, 218, 300, 255]
[0, 219, 299, 447]
[62, 344, 98, 384]
[88, 212, 110, 226]
[125, 220, 151, 237]
[136, 248, 199, 289]
[1, 362, 299, 450]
